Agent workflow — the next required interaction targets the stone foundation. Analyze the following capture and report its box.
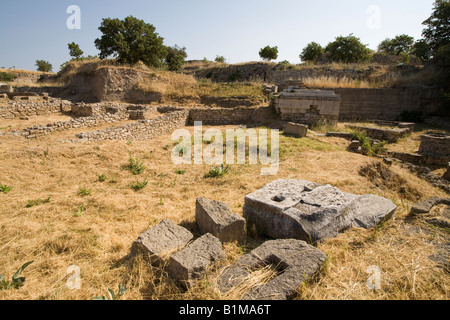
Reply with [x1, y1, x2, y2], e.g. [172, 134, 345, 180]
[419, 134, 450, 157]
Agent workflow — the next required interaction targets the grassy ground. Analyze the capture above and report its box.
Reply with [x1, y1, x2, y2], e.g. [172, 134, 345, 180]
[0, 115, 448, 300]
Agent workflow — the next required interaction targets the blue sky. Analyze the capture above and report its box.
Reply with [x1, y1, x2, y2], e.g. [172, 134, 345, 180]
[0, 0, 436, 71]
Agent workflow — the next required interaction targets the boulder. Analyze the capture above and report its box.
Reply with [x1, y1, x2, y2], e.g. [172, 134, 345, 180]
[410, 197, 450, 215]
[196, 197, 246, 243]
[168, 233, 226, 290]
[217, 239, 326, 300]
[243, 179, 397, 243]
[131, 219, 194, 266]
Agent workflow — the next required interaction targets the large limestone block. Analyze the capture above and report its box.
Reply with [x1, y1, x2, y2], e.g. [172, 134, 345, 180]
[168, 233, 226, 290]
[131, 219, 194, 265]
[283, 122, 308, 138]
[243, 179, 397, 243]
[217, 239, 326, 300]
[196, 197, 246, 243]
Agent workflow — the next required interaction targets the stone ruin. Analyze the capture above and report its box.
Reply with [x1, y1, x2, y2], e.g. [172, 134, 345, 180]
[129, 180, 397, 300]
[274, 80, 341, 127]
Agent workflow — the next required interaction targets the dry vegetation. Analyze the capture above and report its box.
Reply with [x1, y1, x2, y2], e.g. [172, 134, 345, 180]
[0, 115, 448, 300]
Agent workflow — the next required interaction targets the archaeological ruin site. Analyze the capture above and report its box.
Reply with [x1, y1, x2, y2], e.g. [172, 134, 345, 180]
[1, 59, 448, 301]
[1, 1, 449, 303]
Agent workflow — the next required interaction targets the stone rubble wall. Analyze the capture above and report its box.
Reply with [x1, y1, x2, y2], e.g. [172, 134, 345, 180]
[73, 110, 189, 142]
[188, 107, 278, 126]
[0, 98, 71, 119]
[419, 134, 450, 157]
[23, 112, 130, 138]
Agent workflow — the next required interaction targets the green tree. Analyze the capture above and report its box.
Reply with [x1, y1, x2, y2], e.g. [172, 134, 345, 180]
[166, 45, 187, 71]
[68, 42, 84, 60]
[35, 60, 53, 72]
[215, 55, 226, 63]
[422, 0, 450, 54]
[412, 40, 431, 62]
[325, 34, 372, 63]
[300, 42, 324, 62]
[259, 45, 278, 61]
[94, 16, 168, 67]
[377, 34, 415, 55]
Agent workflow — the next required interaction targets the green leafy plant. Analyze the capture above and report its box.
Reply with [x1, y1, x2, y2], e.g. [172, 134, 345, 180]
[26, 195, 51, 208]
[204, 164, 230, 178]
[74, 204, 86, 217]
[78, 187, 92, 197]
[0, 185, 13, 194]
[175, 169, 186, 175]
[93, 283, 127, 300]
[0, 72, 16, 82]
[0, 261, 34, 290]
[128, 155, 146, 175]
[130, 179, 148, 191]
[98, 173, 107, 182]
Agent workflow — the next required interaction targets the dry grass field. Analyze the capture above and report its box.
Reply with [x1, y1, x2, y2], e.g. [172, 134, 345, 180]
[0, 115, 448, 300]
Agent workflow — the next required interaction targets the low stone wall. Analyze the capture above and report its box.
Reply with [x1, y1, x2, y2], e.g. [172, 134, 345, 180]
[188, 107, 278, 126]
[388, 151, 450, 167]
[419, 134, 450, 157]
[74, 110, 189, 142]
[0, 99, 71, 119]
[23, 112, 130, 138]
[334, 87, 440, 121]
[346, 124, 412, 143]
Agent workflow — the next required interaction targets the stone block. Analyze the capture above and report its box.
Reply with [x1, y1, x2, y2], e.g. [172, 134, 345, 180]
[196, 197, 246, 243]
[131, 219, 194, 265]
[217, 239, 326, 300]
[243, 179, 397, 243]
[283, 122, 308, 138]
[168, 233, 226, 290]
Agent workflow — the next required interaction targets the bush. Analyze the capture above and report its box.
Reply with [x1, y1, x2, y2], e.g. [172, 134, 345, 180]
[300, 42, 324, 63]
[130, 179, 148, 191]
[325, 34, 372, 63]
[0, 185, 13, 194]
[259, 45, 278, 61]
[350, 130, 387, 157]
[26, 195, 51, 208]
[0, 72, 16, 82]
[35, 60, 53, 72]
[128, 155, 146, 175]
[204, 164, 230, 178]
[215, 55, 226, 63]
[397, 109, 424, 122]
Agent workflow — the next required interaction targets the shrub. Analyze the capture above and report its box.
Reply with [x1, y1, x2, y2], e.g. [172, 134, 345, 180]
[26, 195, 51, 208]
[0, 185, 13, 194]
[204, 164, 230, 178]
[259, 45, 279, 61]
[0, 261, 34, 290]
[215, 55, 226, 63]
[325, 34, 372, 63]
[128, 155, 146, 175]
[78, 187, 92, 197]
[350, 130, 387, 157]
[0, 72, 16, 82]
[130, 179, 148, 191]
[300, 42, 324, 63]
[93, 284, 127, 300]
[35, 60, 53, 72]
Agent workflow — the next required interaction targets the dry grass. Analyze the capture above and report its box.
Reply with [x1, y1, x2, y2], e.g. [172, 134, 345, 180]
[0, 118, 448, 300]
[303, 76, 374, 89]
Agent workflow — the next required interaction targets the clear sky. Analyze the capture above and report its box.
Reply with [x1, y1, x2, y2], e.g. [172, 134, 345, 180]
[0, 0, 436, 71]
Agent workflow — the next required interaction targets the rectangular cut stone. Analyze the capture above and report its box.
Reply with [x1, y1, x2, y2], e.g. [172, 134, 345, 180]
[283, 122, 308, 138]
[131, 219, 194, 266]
[196, 197, 246, 244]
[168, 233, 226, 290]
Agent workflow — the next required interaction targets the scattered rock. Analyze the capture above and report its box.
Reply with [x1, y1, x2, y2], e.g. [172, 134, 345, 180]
[195, 197, 246, 244]
[243, 179, 397, 243]
[410, 197, 450, 215]
[131, 219, 194, 266]
[348, 140, 361, 153]
[168, 233, 226, 290]
[217, 239, 326, 300]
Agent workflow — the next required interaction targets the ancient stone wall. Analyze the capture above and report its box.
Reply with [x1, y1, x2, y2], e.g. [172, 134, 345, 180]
[74, 110, 189, 142]
[188, 107, 278, 126]
[419, 134, 450, 157]
[334, 87, 440, 121]
[0, 99, 70, 119]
